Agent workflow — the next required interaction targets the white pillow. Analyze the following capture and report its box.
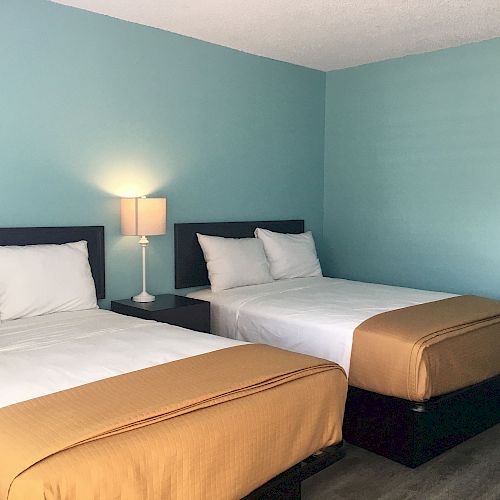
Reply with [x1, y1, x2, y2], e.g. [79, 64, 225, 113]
[197, 233, 273, 292]
[254, 228, 322, 280]
[0, 240, 98, 321]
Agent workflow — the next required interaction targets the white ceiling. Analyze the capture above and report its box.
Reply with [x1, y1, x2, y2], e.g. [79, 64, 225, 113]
[51, 1, 500, 71]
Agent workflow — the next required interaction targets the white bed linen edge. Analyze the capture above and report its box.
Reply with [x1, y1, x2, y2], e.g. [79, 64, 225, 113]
[188, 277, 455, 373]
[0, 309, 244, 408]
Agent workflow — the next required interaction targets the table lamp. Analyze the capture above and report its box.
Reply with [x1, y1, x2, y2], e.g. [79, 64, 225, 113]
[121, 196, 166, 302]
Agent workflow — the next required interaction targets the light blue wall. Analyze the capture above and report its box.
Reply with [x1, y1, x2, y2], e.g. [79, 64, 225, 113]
[3, 1, 499, 303]
[0, 0, 326, 305]
[323, 38, 500, 298]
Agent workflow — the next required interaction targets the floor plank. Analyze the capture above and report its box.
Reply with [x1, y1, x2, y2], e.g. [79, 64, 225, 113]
[303, 424, 500, 499]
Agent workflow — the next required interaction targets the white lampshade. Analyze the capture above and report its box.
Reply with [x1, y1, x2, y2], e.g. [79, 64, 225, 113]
[121, 197, 166, 236]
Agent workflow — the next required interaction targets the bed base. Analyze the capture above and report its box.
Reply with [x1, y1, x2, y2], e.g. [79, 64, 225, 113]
[343, 375, 500, 468]
[244, 442, 345, 500]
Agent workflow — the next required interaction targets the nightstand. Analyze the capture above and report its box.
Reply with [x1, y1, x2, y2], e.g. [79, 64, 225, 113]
[111, 294, 210, 333]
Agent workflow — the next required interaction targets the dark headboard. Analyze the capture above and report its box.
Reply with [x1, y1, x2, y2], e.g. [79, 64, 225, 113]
[175, 220, 304, 289]
[0, 226, 105, 299]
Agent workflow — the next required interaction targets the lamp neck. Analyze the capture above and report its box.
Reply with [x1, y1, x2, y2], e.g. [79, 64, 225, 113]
[138, 235, 149, 246]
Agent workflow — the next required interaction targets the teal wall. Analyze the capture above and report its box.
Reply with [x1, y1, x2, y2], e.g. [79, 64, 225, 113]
[323, 38, 500, 298]
[3, 1, 499, 303]
[0, 0, 326, 305]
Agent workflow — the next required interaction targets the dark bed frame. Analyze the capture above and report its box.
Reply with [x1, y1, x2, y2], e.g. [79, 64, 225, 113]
[0, 225, 343, 499]
[175, 219, 500, 468]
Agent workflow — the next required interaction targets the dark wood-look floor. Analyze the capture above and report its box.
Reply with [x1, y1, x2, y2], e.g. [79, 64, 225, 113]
[303, 424, 500, 500]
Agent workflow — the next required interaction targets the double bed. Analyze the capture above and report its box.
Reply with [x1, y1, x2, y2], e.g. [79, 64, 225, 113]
[0, 226, 347, 500]
[176, 219, 500, 467]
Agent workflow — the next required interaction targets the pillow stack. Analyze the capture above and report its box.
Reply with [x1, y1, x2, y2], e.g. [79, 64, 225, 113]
[197, 228, 322, 292]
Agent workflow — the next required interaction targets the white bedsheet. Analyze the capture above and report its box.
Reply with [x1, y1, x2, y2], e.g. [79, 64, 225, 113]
[0, 309, 244, 408]
[189, 277, 455, 374]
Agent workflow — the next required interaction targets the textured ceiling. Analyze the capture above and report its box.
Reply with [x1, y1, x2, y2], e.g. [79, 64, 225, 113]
[51, 1, 500, 71]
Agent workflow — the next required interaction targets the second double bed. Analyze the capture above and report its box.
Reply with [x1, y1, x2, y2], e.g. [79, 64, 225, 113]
[177, 219, 500, 467]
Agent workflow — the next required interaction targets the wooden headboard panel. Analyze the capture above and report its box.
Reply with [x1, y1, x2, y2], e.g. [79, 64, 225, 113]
[0, 226, 106, 299]
[174, 220, 304, 289]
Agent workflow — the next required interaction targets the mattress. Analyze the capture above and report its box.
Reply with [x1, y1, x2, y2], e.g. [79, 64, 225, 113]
[189, 277, 455, 375]
[0, 309, 243, 408]
[188, 277, 500, 400]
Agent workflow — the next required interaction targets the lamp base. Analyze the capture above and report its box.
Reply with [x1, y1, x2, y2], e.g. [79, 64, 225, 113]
[132, 291, 156, 303]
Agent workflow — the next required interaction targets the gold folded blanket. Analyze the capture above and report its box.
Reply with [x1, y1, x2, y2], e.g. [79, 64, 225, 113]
[350, 295, 500, 401]
[0, 344, 347, 500]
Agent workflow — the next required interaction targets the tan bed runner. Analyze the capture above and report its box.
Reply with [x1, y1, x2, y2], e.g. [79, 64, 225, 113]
[350, 295, 500, 401]
[0, 344, 347, 500]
